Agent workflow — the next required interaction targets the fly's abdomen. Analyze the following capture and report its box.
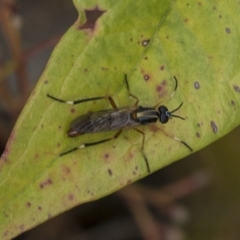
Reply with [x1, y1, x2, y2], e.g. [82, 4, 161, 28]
[67, 108, 139, 137]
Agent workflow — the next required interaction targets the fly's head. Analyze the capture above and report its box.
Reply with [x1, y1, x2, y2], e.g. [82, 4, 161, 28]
[158, 102, 185, 124]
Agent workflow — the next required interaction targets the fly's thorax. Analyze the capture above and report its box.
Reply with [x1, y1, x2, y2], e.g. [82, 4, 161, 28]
[134, 106, 159, 125]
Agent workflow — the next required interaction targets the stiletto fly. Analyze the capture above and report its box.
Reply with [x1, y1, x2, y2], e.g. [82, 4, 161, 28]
[47, 74, 192, 173]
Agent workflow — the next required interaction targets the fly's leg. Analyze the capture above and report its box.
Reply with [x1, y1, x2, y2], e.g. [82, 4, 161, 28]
[171, 76, 178, 98]
[47, 94, 118, 110]
[124, 74, 139, 106]
[155, 126, 193, 152]
[47, 74, 137, 109]
[133, 128, 150, 173]
[173, 137, 193, 151]
[60, 130, 123, 156]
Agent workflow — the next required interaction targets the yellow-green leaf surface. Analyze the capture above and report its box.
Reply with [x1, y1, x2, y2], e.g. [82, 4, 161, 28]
[1, 0, 240, 238]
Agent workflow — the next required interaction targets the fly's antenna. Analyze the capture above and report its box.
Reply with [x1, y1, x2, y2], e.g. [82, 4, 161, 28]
[168, 102, 185, 120]
[170, 102, 183, 114]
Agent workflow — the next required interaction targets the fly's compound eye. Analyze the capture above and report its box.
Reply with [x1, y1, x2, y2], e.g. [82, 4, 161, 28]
[158, 105, 169, 124]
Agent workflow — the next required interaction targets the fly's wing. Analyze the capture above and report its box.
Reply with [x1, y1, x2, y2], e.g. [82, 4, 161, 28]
[69, 107, 140, 134]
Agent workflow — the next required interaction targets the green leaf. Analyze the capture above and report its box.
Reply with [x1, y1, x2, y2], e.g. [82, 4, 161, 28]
[1, 0, 240, 238]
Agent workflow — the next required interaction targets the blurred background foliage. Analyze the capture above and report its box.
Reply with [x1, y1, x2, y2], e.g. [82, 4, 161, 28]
[0, 0, 240, 239]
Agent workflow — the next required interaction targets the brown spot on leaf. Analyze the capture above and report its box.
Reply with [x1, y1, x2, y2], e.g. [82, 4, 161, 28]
[142, 39, 150, 46]
[39, 178, 53, 189]
[79, 7, 106, 30]
[194, 81, 200, 89]
[44, 80, 49, 84]
[26, 202, 31, 208]
[87, 190, 94, 196]
[157, 85, 162, 92]
[104, 153, 112, 163]
[128, 152, 134, 159]
[149, 124, 159, 133]
[62, 165, 71, 175]
[156, 80, 167, 97]
[68, 194, 74, 201]
[231, 100, 235, 106]
[84, 68, 88, 72]
[210, 121, 218, 133]
[71, 108, 75, 113]
[233, 85, 240, 92]
[3, 211, 8, 217]
[0, 131, 15, 161]
[144, 74, 150, 81]
[160, 65, 165, 71]
[19, 225, 25, 231]
[38, 206, 42, 211]
[196, 132, 201, 138]
[108, 169, 112, 176]
[226, 27, 231, 34]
